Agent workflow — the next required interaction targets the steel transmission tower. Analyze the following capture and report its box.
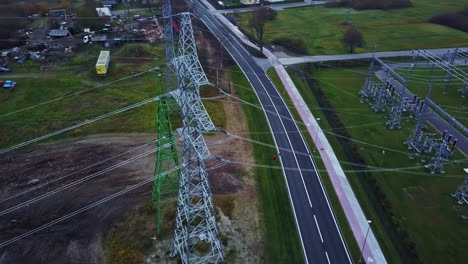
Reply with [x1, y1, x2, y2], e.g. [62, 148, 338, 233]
[452, 177, 468, 205]
[151, 0, 180, 235]
[425, 132, 457, 174]
[169, 12, 224, 263]
[163, 0, 175, 92]
[152, 73, 180, 235]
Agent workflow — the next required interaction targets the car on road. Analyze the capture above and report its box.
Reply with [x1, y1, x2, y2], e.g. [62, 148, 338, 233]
[0, 81, 4, 87]
[3, 80, 16, 90]
[0, 67, 11, 72]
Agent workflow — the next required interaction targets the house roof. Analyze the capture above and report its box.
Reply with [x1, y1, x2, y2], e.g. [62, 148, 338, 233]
[101, 0, 118, 5]
[96, 7, 112, 17]
[49, 9, 67, 17]
[91, 35, 107, 42]
[48, 29, 70, 37]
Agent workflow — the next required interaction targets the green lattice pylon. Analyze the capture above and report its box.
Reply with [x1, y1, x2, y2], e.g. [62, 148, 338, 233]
[152, 73, 180, 235]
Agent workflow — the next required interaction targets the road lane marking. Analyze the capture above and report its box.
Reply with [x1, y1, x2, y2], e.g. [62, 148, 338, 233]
[203, 14, 314, 209]
[314, 214, 324, 243]
[325, 251, 331, 264]
[197, 9, 317, 263]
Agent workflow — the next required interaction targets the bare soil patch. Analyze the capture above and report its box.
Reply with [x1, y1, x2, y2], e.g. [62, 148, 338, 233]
[0, 133, 156, 264]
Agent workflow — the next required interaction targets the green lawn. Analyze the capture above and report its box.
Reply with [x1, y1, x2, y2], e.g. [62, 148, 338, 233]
[0, 43, 225, 150]
[287, 64, 468, 263]
[229, 66, 304, 263]
[223, 0, 241, 8]
[237, 0, 468, 55]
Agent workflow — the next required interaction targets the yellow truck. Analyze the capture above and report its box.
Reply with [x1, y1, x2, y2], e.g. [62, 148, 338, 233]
[96, 51, 110, 76]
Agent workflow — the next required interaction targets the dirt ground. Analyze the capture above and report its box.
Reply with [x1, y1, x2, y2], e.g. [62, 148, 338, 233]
[0, 134, 157, 264]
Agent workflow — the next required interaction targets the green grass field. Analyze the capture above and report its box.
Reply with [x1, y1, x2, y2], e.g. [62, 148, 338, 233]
[0, 43, 225, 150]
[237, 0, 468, 55]
[228, 66, 304, 263]
[286, 63, 468, 263]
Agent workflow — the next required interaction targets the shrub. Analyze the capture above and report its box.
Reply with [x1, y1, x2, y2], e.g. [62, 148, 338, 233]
[429, 9, 468, 33]
[264, 8, 278, 21]
[272, 37, 308, 55]
[326, 0, 412, 10]
[325, 0, 351, 8]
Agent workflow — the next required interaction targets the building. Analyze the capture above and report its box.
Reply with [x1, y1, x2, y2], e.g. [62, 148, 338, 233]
[240, 0, 259, 4]
[101, 0, 119, 7]
[48, 9, 67, 18]
[48, 29, 71, 38]
[96, 7, 112, 17]
[96, 7, 113, 22]
[240, 0, 284, 4]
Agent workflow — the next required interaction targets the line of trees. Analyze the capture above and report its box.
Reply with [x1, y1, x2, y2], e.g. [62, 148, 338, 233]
[429, 7, 468, 33]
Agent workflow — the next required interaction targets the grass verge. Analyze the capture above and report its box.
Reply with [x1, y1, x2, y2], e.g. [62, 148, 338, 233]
[228, 65, 304, 263]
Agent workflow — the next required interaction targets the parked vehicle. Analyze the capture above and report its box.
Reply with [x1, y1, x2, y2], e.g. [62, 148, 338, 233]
[95, 51, 110, 77]
[0, 81, 4, 87]
[3, 80, 16, 90]
[0, 67, 10, 72]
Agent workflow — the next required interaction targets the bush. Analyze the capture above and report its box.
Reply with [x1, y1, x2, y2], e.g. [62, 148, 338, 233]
[264, 8, 278, 21]
[325, 0, 351, 8]
[429, 8, 468, 33]
[326, 0, 412, 10]
[272, 37, 308, 54]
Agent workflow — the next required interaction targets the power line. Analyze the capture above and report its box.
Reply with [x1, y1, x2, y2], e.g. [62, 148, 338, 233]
[219, 130, 468, 177]
[0, 66, 161, 119]
[212, 83, 458, 159]
[0, 138, 182, 217]
[0, 138, 164, 204]
[0, 96, 162, 155]
[0, 163, 184, 250]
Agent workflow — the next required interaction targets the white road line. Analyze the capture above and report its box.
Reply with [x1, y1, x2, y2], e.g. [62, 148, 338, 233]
[217, 24, 314, 209]
[198, 7, 317, 262]
[325, 251, 331, 264]
[271, 65, 353, 262]
[314, 214, 324, 243]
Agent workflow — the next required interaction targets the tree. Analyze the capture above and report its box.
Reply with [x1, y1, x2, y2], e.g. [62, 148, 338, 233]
[249, 7, 268, 53]
[60, 0, 70, 10]
[342, 26, 364, 53]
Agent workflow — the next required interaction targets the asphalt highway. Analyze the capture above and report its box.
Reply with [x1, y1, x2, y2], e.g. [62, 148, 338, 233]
[189, 1, 353, 263]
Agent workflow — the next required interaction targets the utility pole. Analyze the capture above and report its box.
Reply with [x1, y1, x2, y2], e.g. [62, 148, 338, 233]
[169, 13, 224, 263]
[359, 56, 376, 103]
[151, 0, 180, 235]
[163, 0, 175, 93]
[452, 176, 468, 205]
[452, 169, 468, 219]
[358, 220, 372, 263]
[152, 73, 180, 235]
[425, 131, 457, 174]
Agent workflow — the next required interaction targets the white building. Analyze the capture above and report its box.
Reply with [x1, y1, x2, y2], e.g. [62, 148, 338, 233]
[96, 7, 112, 17]
[240, 0, 260, 4]
[240, 0, 284, 5]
